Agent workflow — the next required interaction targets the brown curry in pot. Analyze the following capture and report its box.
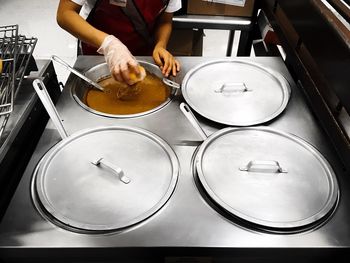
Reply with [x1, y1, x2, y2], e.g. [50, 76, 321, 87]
[84, 72, 171, 115]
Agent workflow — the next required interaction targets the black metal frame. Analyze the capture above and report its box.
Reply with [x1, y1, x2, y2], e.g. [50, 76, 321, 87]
[0, 61, 61, 219]
[259, 0, 350, 171]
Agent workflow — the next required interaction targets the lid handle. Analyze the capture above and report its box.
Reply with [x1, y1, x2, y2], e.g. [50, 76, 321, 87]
[215, 82, 252, 94]
[91, 158, 131, 184]
[239, 160, 288, 174]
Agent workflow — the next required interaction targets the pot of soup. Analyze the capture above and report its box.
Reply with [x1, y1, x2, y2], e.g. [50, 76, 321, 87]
[72, 61, 177, 118]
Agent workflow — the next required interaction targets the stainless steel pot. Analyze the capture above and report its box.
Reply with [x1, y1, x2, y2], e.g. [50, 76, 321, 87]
[194, 126, 339, 232]
[169, 59, 291, 126]
[72, 61, 177, 118]
[181, 103, 339, 232]
[32, 126, 179, 233]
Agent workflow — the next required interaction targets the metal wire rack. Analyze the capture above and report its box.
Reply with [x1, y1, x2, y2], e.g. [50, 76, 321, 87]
[0, 25, 18, 140]
[0, 25, 38, 140]
[15, 35, 37, 95]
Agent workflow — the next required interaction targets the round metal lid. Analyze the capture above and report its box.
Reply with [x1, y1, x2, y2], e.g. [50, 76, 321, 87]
[182, 60, 291, 126]
[34, 126, 179, 232]
[195, 127, 339, 230]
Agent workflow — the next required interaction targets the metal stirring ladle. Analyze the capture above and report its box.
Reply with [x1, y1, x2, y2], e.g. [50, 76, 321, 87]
[32, 79, 68, 139]
[32, 79, 130, 184]
[51, 55, 104, 92]
[179, 102, 208, 141]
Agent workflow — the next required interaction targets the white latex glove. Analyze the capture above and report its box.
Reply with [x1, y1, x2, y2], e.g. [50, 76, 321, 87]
[97, 35, 140, 85]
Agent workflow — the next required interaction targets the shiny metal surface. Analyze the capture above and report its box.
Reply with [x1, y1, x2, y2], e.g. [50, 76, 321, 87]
[91, 157, 131, 184]
[72, 61, 177, 118]
[172, 15, 252, 29]
[51, 55, 104, 92]
[180, 102, 208, 141]
[32, 79, 68, 139]
[0, 57, 350, 260]
[181, 60, 291, 126]
[34, 126, 179, 232]
[195, 127, 339, 230]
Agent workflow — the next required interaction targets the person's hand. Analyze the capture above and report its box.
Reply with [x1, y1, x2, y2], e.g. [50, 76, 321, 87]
[97, 35, 141, 85]
[153, 45, 180, 77]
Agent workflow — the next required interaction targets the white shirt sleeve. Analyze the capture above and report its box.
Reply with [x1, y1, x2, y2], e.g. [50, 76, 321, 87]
[70, 0, 86, 5]
[165, 0, 182, 13]
[70, 0, 96, 19]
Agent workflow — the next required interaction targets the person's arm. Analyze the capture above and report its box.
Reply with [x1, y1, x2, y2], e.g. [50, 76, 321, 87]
[57, 0, 107, 48]
[56, 0, 140, 84]
[153, 12, 180, 77]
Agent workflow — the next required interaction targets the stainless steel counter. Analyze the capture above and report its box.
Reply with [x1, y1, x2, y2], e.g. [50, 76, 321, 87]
[0, 56, 349, 262]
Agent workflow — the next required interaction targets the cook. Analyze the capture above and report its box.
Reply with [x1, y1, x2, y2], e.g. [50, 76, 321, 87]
[56, 0, 181, 85]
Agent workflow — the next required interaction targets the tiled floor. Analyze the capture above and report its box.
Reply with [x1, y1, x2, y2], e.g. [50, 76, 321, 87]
[0, 0, 241, 84]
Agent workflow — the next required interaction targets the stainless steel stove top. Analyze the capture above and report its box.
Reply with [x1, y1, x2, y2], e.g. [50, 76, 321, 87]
[1, 56, 349, 261]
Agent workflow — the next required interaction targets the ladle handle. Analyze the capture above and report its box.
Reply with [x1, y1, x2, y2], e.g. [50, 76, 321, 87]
[33, 79, 68, 139]
[163, 78, 180, 89]
[51, 55, 104, 92]
[180, 102, 208, 141]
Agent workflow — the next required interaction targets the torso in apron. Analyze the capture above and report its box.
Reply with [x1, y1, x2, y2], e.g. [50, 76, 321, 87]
[82, 0, 168, 55]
